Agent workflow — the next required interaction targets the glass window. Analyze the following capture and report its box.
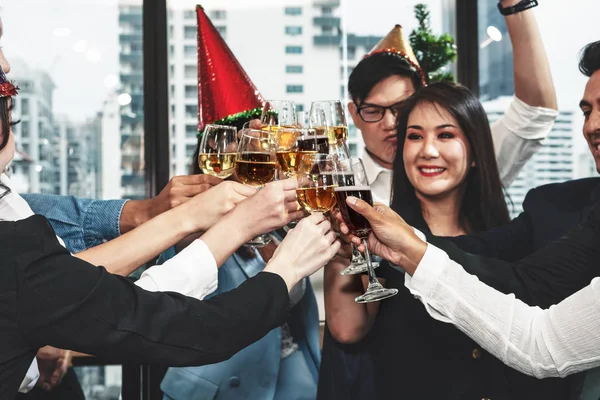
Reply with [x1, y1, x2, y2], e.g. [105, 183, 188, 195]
[184, 25, 196, 39]
[322, 6, 333, 15]
[286, 65, 303, 73]
[296, 104, 304, 112]
[185, 105, 198, 118]
[184, 44, 196, 58]
[285, 45, 303, 54]
[20, 98, 30, 115]
[185, 144, 196, 158]
[210, 9, 226, 20]
[184, 65, 197, 79]
[20, 120, 30, 138]
[285, 26, 303, 36]
[477, 0, 596, 217]
[284, 6, 302, 16]
[286, 84, 303, 93]
[185, 124, 198, 138]
[184, 85, 197, 98]
[183, 10, 195, 19]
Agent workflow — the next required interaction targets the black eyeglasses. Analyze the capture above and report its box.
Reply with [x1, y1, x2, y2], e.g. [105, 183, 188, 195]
[356, 101, 405, 123]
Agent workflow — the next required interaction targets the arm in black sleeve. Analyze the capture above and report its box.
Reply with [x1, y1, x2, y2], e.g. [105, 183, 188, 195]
[426, 202, 600, 308]
[16, 215, 290, 367]
[445, 210, 534, 261]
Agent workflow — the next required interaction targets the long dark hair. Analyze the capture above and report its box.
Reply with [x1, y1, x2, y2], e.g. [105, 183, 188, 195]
[391, 82, 509, 233]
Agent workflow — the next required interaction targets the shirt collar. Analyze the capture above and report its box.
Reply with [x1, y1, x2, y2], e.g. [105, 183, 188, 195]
[0, 173, 35, 221]
[361, 148, 391, 185]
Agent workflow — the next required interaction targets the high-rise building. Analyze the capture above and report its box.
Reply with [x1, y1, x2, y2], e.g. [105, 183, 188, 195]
[118, 0, 382, 179]
[483, 96, 580, 217]
[166, 1, 348, 175]
[54, 115, 103, 198]
[99, 92, 123, 200]
[118, 0, 145, 198]
[9, 59, 58, 194]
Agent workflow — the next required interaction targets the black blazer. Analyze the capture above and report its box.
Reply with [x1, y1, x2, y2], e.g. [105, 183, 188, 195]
[451, 177, 600, 267]
[0, 215, 291, 398]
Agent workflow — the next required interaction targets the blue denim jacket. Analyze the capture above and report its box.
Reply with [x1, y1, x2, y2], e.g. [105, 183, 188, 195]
[22, 193, 126, 253]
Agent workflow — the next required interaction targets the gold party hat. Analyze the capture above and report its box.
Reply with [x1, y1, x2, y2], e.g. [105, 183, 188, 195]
[366, 24, 427, 86]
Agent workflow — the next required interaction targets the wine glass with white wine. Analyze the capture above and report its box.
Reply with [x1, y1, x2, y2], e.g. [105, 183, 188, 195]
[236, 128, 278, 247]
[197, 124, 238, 178]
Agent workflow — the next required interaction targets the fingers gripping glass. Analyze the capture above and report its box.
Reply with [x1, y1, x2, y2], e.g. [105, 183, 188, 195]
[198, 124, 238, 178]
[236, 129, 277, 247]
[333, 158, 398, 303]
[357, 101, 404, 123]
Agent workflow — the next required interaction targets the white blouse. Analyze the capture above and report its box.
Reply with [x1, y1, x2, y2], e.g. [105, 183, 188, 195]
[0, 174, 218, 392]
[404, 243, 600, 379]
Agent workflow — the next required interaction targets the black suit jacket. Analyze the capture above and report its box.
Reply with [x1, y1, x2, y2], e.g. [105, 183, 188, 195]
[427, 178, 600, 399]
[0, 215, 291, 398]
[450, 177, 600, 269]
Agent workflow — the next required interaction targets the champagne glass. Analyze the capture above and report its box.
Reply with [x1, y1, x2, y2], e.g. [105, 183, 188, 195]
[296, 110, 309, 128]
[309, 100, 349, 145]
[236, 129, 277, 247]
[261, 100, 298, 138]
[275, 128, 317, 178]
[296, 153, 338, 215]
[197, 124, 238, 178]
[333, 158, 398, 303]
[328, 147, 378, 275]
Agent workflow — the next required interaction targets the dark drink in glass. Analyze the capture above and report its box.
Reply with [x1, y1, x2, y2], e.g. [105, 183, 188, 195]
[298, 135, 329, 154]
[334, 186, 373, 238]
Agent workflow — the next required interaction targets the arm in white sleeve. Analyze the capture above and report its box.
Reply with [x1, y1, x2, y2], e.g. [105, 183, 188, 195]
[405, 244, 600, 379]
[492, 96, 558, 187]
[134, 239, 218, 300]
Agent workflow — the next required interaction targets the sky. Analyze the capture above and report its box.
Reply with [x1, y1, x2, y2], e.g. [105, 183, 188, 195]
[1, 0, 598, 123]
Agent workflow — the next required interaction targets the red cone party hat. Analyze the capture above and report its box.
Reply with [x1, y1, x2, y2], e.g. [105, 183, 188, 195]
[197, 5, 264, 131]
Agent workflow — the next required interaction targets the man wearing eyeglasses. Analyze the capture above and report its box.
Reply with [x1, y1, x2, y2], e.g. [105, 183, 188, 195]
[346, 14, 557, 207]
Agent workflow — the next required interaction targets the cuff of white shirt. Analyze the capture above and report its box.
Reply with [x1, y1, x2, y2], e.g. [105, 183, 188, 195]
[404, 243, 450, 300]
[404, 243, 455, 324]
[136, 239, 218, 300]
[19, 358, 39, 393]
[497, 96, 558, 140]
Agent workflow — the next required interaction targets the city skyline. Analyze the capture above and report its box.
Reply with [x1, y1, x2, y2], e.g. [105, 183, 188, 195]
[9, 0, 600, 122]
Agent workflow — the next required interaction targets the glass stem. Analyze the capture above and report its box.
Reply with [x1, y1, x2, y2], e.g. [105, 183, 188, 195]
[362, 238, 379, 286]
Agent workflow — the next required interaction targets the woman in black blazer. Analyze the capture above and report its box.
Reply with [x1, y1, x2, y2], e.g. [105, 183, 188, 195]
[324, 83, 568, 399]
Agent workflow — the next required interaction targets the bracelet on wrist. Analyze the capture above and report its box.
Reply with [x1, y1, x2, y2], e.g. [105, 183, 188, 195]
[497, 0, 538, 16]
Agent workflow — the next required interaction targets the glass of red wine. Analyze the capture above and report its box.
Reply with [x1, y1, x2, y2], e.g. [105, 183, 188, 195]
[334, 158, 398, 303]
